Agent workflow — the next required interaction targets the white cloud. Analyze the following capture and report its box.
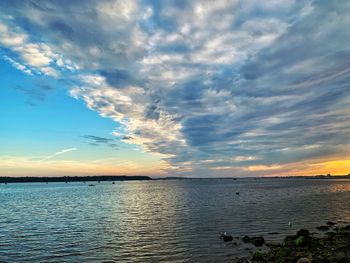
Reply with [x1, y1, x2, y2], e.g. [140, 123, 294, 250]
[70, 76, 186, 156]
[3, 55, 33, 75]
[0, 21, 77, 77]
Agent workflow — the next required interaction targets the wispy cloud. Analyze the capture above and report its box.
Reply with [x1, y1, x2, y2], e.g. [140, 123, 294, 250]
[41, 148, 77, 161]
[13, 83, 54, 106]
[3, 55, 33, 75]
[82, 135, 119, 149]
[0, 154, 163, 177]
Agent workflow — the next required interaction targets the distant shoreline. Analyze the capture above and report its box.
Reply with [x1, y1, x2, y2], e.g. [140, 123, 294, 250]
[1, 174, 350, 184]
[0, 175, 152, 183]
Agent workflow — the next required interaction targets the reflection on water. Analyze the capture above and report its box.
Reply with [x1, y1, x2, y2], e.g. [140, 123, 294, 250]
[1, 178, 350, 262]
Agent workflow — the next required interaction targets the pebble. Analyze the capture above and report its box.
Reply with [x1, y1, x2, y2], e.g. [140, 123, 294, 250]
[297, 258, 310, 263]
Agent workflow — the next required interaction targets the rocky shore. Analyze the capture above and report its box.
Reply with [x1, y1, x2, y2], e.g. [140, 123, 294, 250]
[234, 223, 350, 263]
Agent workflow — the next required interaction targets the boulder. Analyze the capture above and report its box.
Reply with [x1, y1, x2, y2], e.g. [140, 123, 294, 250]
[223, 235, 233, 242]
[220, 233, 233, 242]
[250, 236, 265, 247]
[343, 225, 350, 231]
[242, 235, 250, 243]
[294, 236, 308, 247]
[297, 229, 311, 238]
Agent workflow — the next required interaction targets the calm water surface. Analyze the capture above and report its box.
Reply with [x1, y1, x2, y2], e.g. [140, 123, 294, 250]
[1, 178, 350, 262]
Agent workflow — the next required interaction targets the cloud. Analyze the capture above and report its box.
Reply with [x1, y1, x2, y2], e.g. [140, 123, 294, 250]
[13, 82, 54, 106]
[41, 148, 77, 161]
[3, 55, 33, 75]
[82, 135, 119, 149]
[0, 20, 77, 77]
[1, 0, 350, 176]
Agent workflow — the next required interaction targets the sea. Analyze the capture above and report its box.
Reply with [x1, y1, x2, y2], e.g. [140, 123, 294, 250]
[1, 178, 350, 262]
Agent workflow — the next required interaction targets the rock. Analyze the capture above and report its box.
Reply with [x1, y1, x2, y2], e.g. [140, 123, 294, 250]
[325, 231, 336, 237]
[265, 242, 279, 247]
[250, 236, 265, 247]
[326, 221, 336, 226]
[294, 236, 308, 247]
[223, 235, 233, 242]
[297, 258, 310, 263]
[311, 256, 331, 263]
[242, 235, 250, 243]
[297, 229, 311, 238]
[220, 232, 233, 242]
[343, 225, 350, 231]
[252, 250, 264, 261]
[317, 225, 330, 231]
[234, 225, 350, 263]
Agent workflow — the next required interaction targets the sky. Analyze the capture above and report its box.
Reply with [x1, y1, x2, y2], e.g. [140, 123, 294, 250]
[0, 0, 349, 177]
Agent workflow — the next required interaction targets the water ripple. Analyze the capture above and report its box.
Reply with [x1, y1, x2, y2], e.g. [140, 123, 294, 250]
[1, 179, 350, 262]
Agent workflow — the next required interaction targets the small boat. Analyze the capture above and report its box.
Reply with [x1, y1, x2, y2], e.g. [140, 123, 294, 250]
[88, 184, 95, 187]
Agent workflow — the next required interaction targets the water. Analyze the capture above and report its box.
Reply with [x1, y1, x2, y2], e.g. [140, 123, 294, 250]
[1, 178, 350, 262]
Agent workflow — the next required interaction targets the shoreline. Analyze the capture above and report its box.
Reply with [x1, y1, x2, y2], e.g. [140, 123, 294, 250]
[234, 222, 350, 263]
[1, 175, 350, 184]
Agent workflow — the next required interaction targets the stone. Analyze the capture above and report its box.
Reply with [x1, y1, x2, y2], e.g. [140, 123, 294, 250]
[294, 236, 307, 247]
[242, 235, 250, 243]
[220, 232, 233, 242]
[343, 225, 350, 231]
[233, 224, 350, 263]
[297, 229, 311, 238]
[317, 225, 330, 231]
[311, 256, 331, 263]
[250, 236, 265, 247]
[297, 258, 310, 263]
[252, 251, 264, 261]
[223, 235, 233, 242]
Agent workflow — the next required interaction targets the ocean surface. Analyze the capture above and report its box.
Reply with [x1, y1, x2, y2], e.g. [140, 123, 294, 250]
[1, 178, 350, 262]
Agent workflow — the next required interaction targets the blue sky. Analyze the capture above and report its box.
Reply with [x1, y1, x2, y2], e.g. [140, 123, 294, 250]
[0, 0, 349, 177]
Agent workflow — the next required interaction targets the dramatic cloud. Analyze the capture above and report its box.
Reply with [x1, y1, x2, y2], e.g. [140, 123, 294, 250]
[1, 0, 350, 176]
